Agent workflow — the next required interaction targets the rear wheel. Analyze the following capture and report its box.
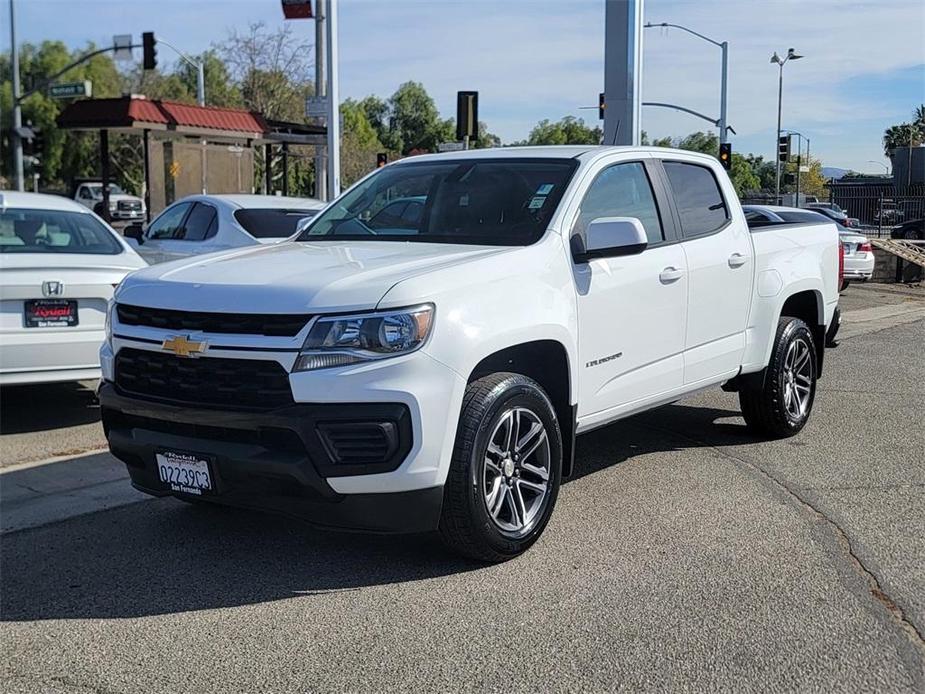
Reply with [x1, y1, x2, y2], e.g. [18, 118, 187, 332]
[740, 317, 817, 438]
[439, 372, 562, 563]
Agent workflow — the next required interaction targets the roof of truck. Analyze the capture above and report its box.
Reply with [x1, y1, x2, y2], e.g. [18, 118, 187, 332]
[392, 145, 718, 165]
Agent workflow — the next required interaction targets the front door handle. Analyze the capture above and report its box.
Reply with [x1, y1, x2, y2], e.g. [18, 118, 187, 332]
[659, 266, 684, 283]
[728, 252, 748, 268]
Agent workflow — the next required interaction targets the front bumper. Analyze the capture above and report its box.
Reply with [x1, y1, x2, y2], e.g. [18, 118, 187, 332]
[99, 383, 443, 533]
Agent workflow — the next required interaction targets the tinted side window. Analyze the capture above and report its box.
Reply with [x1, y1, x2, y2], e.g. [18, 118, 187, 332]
[663, 162, 729, 237]
[182, 203, 218, 241]
[147, 202, 192, 240]
[573, 162, 664, 244]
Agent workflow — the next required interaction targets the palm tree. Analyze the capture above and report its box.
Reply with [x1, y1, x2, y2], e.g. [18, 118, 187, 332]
[883, 122, 922, 157]
[914, 104, 925, 128]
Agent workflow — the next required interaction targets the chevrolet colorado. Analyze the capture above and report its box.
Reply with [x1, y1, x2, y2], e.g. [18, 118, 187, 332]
[99, 146, 840, 561]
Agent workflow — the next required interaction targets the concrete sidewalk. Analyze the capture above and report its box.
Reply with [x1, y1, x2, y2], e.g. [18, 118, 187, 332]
[0, 452, 147, 534]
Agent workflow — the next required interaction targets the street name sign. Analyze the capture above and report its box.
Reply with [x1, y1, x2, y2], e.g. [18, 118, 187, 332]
[50, 81, 92, 99]
[438, 142, 465, 152]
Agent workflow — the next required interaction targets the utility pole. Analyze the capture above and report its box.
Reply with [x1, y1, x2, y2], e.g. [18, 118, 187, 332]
[314, 0, 327, 201]
[772, 48, 803, 204]
[326, 0, 340, 199]
[10, 0, 24, 191]
[603, 0, 644, 146]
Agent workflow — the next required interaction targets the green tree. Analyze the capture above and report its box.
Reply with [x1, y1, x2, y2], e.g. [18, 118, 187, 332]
[387, 81, 453, 154]
[340, 98, 385, 186]
[517, 116, 601, 145]
[176, 51, 242, 108]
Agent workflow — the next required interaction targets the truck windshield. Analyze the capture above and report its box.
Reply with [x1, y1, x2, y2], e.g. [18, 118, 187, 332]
[297, 158, 578, 245]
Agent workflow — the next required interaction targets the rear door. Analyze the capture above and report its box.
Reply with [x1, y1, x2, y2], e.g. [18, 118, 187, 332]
[658, 159, 753, 385]
[573, 157, 688, 420]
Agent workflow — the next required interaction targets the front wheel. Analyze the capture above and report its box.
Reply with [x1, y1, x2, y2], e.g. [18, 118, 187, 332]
[739, 317, 818, 438]
[439, 373, 562, 563]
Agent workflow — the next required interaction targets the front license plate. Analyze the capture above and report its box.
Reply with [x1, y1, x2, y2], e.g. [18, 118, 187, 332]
[24, 299, 78, 327]
[155, 450, 213, 495]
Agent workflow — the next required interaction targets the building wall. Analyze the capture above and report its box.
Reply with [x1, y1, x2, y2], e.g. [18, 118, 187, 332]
[146, 139, 255, 216]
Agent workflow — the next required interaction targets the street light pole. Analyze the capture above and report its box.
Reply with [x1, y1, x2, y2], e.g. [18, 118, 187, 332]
[644, 22, 729, 144]
[772, 48, 803, 204]
[9, 0, 24, 191]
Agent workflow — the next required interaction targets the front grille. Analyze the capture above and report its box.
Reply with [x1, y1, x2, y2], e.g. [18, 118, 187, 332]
[118, 200, 142, 211]
[115, 348, 294, 409]
[117, 304, 310, 337]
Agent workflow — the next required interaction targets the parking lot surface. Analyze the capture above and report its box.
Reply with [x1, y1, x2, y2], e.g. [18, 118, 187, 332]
[1, 284, 923, 692]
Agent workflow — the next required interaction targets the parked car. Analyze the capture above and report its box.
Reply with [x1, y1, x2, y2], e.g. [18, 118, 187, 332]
[123, 194, 326, 265]
[100, 147, 839, 562]
[0, 191, 146, 385]
[743, 205, 874, 288]
[804, 204, 856, 228]
[73, 180, 146, 223]
[805, 202, 845, 215]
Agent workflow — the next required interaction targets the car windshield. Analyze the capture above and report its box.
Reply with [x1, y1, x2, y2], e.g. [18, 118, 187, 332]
[297, 158, 578, 246]
[234, 208, 320, 239]
[86, 184, 126, 198]
[0, 208, 124, 254]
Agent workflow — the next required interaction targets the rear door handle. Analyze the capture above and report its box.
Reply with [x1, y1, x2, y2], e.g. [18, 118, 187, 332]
[728, 252, 748, 268]
[659, 267, 684, 283]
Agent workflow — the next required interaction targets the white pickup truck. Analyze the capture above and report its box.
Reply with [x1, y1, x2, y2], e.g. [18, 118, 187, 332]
[99, 146, 840, 561]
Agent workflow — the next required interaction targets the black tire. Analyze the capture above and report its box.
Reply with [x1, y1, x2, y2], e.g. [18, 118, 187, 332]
[439, 372, 562, 563]
[739, 317, 818, 438]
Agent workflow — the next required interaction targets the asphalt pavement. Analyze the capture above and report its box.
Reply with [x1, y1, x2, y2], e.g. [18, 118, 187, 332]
[1, 284, 923, 693]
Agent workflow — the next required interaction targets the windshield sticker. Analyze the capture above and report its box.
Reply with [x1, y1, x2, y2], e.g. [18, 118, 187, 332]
[528, 196, 546, 210]
[459, 194, 469, 207]
[536, 183, 555, 195]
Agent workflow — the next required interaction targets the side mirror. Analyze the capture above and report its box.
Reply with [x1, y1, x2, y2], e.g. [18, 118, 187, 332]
[294, 216, 314, 236]
[124, 224, 144, 245]
[573, 217, 647, 263]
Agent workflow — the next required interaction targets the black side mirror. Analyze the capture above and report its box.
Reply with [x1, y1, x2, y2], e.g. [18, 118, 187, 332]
[124, 224, 144, 244]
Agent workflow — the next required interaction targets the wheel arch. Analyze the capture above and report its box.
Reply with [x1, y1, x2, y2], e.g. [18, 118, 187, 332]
[779, 289, 826, 376]
[467, 340, 577, 478]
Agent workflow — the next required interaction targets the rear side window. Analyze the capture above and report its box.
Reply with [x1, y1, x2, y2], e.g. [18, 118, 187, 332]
[234, 209, 320, 238]
[182, 203, 218, 241]
[663, 162, 730, 237]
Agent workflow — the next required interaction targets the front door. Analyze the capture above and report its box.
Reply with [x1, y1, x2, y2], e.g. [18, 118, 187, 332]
[572, 160, 688, 421]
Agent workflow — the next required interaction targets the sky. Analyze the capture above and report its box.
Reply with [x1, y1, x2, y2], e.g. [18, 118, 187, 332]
[7, 0, 925, 172]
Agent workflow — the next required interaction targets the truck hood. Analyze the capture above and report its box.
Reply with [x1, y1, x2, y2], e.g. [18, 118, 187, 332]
[116, 240, 510, 313]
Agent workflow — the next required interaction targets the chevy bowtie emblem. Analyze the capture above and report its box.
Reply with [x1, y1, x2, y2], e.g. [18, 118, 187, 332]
[161, 335, 207, 358]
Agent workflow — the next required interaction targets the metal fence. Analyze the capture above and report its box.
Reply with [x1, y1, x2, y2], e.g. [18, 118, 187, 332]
[826, 182, 925, 237]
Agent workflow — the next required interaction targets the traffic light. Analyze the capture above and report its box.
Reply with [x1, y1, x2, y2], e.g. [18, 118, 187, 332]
[376, 153, 387, 168]
[778, 134, 790, 162]
[142, 32, 157, 70]
[456, 91, 478, 141]
[719, 142, 732, 170]
[598, 92, 605, 121]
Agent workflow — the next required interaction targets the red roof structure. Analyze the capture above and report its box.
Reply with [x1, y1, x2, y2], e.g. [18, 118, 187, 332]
[57, 96, 270, 139]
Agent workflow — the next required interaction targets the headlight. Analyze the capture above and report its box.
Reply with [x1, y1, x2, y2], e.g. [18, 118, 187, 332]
[104, 299, 115, 346]
[293, 304, 434, 372]
[109, 201, 118, 210]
